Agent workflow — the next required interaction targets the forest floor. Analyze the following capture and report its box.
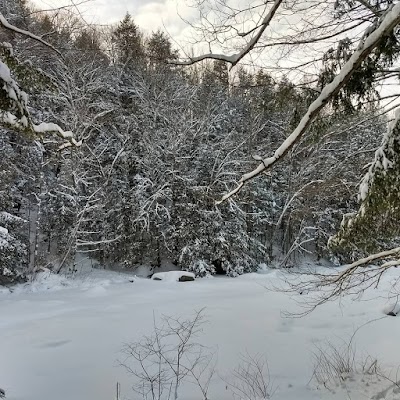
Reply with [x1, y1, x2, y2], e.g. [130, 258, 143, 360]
[1, 265, 400, 400]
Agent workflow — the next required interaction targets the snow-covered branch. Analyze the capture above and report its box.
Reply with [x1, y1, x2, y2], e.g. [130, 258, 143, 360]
[0, 12, 61, 56]
[216, 4, 400, 204]
[358, 108, 400, 203]
[174, 0, 283, 68]
[323, 247, 400, 292]
[0, 23, 81, 147]
[283, 244, 400, 315]
[35, 123, 82, 148]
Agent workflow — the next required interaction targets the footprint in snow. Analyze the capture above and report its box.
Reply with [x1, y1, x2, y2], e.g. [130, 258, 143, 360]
[277, 318, 295, 333]
[38, 339, 71, 349]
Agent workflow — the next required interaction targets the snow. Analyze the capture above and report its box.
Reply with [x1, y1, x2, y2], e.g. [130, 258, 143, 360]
[0, 60, 12, 83]
[1, 266, 400, 400]
[1, 268, 135, 295]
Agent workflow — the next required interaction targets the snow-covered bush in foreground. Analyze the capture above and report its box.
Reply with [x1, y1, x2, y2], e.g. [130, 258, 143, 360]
[227, 353, 274, 400]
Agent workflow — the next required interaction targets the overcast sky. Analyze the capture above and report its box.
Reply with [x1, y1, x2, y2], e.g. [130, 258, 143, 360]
[30, 0, 196, 40]
[28, 0, 317, 81]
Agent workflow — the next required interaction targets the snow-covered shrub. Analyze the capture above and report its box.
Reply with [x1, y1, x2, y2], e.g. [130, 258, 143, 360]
[224, 261, 244, 277]
[226, 252, 258, 276]
[187, 259, 215, 278]
[178, 239, 257, 277]
[187, 236, 259, 277]
[178, 243, 214, 277]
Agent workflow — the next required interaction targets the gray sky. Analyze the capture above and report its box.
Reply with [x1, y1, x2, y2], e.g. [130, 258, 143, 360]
[31, 0, 196, 40]
[29, 0, 323, 81]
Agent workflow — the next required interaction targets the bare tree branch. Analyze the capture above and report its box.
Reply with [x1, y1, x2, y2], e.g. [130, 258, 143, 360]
[216, 4, 400, 203]
[174, 0, 283, 67]
[340, 246, 400, 272]
[356, 0, 381, 17]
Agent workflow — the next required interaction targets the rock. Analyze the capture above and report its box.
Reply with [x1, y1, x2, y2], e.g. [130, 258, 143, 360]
[383, 303, 400, 316]
[0, 387, 5, 398]
[151, 271, 195, 282]
[179, 275, 195, 282]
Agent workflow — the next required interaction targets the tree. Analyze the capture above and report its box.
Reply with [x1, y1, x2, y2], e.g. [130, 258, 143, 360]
[331, 111, 400, 259]
[112, 13, 144, 67]
[0, 10, 81, 146]
[203, 59, 229, 87]
[0, 0, 29, 26]
[146, 30, 178, 68]
[177, 2, 400, 201]
[174, 2, 400, 279]
[3, 0, 399, 282]
[0, 7, 85, 281]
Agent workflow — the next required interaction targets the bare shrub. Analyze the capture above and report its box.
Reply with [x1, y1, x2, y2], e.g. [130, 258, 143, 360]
[119, 309, 215, 400]
[119, 310, 277, 400]
[311, 339, 379, 390]
[226, 352, 274, 400]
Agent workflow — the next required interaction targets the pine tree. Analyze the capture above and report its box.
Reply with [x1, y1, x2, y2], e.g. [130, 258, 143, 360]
[146, 30, 178, 68]
[330, 112, 400, 260]
[112, 13, 144, 67]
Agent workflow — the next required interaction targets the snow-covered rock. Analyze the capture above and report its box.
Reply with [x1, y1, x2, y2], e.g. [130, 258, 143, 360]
[382, 302, 400, 316]
[151, 271, 195, 282]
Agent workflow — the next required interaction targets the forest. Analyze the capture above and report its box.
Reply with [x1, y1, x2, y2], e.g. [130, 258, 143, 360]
[3, 1, 400, 400]
[1, 0, 400, 286]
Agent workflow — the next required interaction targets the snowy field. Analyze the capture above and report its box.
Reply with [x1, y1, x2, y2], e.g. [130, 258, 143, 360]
[1, 267, 400, 400]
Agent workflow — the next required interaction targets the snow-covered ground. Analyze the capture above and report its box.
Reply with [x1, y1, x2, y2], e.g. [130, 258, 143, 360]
[1, 267, 400, 400]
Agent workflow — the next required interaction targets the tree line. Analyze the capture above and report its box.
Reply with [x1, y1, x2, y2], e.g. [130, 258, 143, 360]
[0, 0, 393, 284]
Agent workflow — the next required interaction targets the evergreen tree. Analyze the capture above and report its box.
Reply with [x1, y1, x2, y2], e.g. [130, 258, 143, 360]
[112, 13, 144, 66]
[330, 112, 400, 260]
[146, 30, 178, 68]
